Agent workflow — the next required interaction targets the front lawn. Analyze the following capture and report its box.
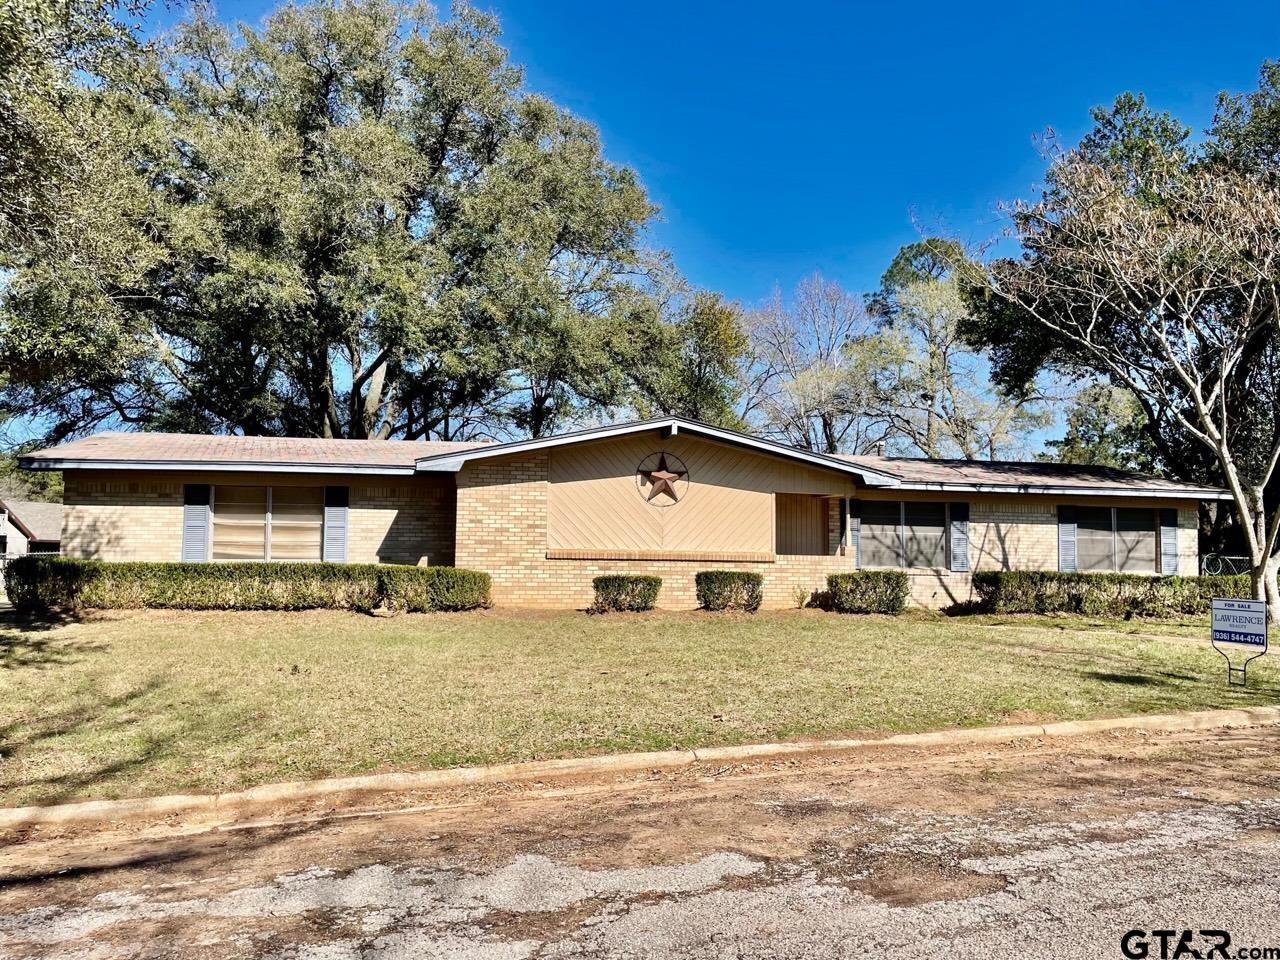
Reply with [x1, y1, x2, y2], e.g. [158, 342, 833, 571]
[1, 608, 1275, 806]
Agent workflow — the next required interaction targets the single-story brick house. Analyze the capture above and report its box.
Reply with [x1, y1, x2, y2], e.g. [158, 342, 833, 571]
[21, 417, 1230, 608]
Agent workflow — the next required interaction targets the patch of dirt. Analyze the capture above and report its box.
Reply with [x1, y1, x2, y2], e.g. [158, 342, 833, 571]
[478, 899, 618, 941]
[1075, 827, 1145, 845]
[1240, 826, 1280, 846]
[1001, 709, 1051, 724]
[854, 865, 1009, 907]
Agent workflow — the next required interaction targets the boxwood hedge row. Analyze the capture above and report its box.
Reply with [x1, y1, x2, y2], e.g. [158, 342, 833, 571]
[970, 570, 1251, 618]
[4, 555, 490, 614]
[590, 574, 662, 612]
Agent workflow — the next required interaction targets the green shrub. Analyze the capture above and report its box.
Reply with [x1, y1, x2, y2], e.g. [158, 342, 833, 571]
[695, 571, 763, 612]
[378, 566, 491, 612]
[826, 571, 910, 614]
[970, 570, 1252, 619]
[4, 556, 490, 614]
[591, 574, 661, 612]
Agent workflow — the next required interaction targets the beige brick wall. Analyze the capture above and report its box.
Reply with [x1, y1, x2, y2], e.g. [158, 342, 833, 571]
[348, 477, 455, 565]
[1178, 506, 1198, 575]
[455, 453, 1205, 610]
[61, 470, 454, 565]
[62, 472, 185, 560]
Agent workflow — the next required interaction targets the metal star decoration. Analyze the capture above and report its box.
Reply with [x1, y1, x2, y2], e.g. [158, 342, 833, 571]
[639, 452, 686, 503]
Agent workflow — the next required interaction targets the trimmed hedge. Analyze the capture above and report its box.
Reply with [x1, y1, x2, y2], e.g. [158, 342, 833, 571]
[4, 556, 490, 614]
[591, 574, 661, 613]
[970, 570, 1252, 619]
[695, 571, 763, 612]
[827, 571, 910, 614]
[376, 566, 492, 613]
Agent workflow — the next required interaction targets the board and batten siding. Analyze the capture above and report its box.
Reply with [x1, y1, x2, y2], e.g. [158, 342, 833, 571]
[775, 493, 829, 556]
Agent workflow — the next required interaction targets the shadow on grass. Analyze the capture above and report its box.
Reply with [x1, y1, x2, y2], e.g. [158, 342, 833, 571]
[0, 676, 194, 809]
[0, 609, 106, 671]
[1082, 671, 1179, 687]
[0, 607, 84, 634]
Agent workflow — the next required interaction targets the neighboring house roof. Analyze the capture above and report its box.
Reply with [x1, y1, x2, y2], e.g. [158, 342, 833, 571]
[20, 432, 489, 476]
[836, 454, 1232, 500]
[412, 417, 906, 488]
[1, 499, 64, 543]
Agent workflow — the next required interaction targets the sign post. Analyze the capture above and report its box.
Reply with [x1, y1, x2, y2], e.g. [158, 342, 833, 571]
[1210, 597, 1268, 687]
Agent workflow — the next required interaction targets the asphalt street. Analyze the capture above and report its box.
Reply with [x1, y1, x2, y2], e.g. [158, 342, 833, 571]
[2, 725, 1279, 959]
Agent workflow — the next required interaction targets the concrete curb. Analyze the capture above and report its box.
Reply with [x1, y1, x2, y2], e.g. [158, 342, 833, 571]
[4, 706, 1278, 830]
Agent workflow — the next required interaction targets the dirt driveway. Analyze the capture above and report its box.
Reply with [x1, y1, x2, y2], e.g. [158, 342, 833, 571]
[2, 725, 1280, 959]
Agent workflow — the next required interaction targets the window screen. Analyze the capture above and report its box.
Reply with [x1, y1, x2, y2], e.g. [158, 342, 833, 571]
[860, 501, 904, 568]
[211, 485, 325, 562]
[270, 486, 325, 561]
[904, 502, 947, 568]
[1115, 508, 1157, 573]
[212, 485, 268, 560]
[1074, 506, 1114, 572]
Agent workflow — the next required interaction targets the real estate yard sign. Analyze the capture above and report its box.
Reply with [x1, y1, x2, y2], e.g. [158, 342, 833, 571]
[1210, 598, 1268, 687]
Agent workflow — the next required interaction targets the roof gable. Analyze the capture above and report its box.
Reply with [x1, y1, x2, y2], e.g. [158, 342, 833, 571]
[1, 499, 64, 542]
[414, 418, 903, 486]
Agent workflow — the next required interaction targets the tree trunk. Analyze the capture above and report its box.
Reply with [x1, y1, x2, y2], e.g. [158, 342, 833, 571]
[1264, 554, 1280, 626]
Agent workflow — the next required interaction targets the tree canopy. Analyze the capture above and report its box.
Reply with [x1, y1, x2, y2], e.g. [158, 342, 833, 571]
[965, 64, 1280, 618]
[1, 0, 738, 442]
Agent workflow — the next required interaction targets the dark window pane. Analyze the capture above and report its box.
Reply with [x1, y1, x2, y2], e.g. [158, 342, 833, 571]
[860, 500, 902, 568]
[1116, 508, 1156, 573]
[1075, 506, 1114, 572]
[904, 502, 947, 568]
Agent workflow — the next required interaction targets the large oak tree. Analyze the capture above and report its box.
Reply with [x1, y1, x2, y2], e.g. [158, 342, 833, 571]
[1, 0, 704, 442]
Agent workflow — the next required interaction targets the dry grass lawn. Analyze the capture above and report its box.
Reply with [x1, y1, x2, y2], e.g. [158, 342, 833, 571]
[1, 606, 1276, 806]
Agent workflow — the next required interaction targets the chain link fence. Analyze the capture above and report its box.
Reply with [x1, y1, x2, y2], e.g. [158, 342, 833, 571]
[1201, 554, 1251, 576]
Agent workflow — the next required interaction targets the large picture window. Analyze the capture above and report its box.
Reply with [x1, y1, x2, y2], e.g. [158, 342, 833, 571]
[211, 485, 324, 562]
[860, 500, 950, 569]
[1071, 506, 1156, 573]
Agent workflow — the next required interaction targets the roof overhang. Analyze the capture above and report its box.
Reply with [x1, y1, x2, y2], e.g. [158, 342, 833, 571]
[892, 481, 1233, 500]
[17, 457, 418, 476]
[414, 417, 904, 487]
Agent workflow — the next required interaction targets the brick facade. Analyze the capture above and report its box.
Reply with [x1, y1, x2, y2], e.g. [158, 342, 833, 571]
[58, 452, 1203, 610]
[455, 453, 1203, 610]
[62, 473, 185, 561]
[61, 471, 455, 566]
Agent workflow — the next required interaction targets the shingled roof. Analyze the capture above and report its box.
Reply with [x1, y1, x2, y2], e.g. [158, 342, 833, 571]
[21, 432, 488, 475]
[1, 499, 64, 543]
[18, 422, 1231, 499]
[837, 455, 1229, 498]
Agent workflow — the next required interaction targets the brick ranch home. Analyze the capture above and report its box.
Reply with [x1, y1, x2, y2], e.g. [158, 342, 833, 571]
[21, 417, 1230, 609]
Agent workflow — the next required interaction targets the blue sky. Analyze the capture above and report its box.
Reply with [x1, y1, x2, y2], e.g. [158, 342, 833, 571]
[196, 0, 1279, 305]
